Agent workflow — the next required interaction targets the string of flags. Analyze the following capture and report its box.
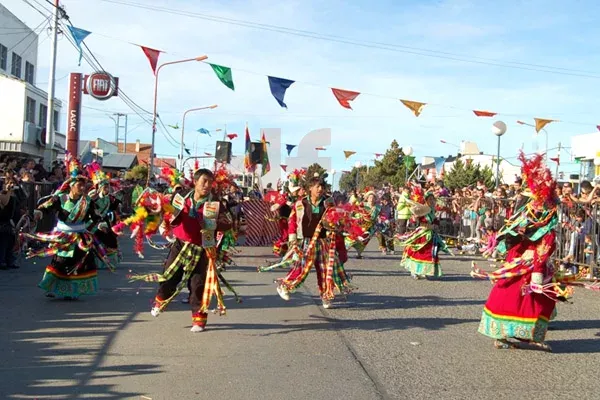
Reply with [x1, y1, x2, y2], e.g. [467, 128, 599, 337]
[66, 26, 599, 135]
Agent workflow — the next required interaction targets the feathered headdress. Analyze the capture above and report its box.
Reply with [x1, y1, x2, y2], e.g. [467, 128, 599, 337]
[65, 151, 84, 179]
[518, 152, 557, 208]
[86, 161, 109, 187]
[112, 188, 175, 258]
[411, 184, 425, 204]
[213, 163, 234, 194]
[287, 168, 306, 193]
[160, 167, 191, 193]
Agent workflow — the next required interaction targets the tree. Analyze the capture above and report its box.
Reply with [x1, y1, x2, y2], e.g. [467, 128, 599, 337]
[443, 158, 494, 190]
[339, 166, 367, 192]
[124, 165, 148, 181]
[304, 163, 330, 190]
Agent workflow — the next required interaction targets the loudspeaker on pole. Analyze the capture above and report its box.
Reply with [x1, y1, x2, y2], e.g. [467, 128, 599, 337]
[215, 141, 232, 163]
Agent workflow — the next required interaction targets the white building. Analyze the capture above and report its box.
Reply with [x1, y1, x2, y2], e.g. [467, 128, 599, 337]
[0, 4, 64, 161]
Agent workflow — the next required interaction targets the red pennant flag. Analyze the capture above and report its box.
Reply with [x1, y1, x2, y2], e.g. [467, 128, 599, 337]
[226, 133, 238, 140]
[331, 88, 360, 109]
[141, 46, 161, 75]
[374, 153, 383, 158]
[280, 164, 287, 172]
[550, 156, 560, 165]
[473, 110, 497, 117]
[315, 147, 326, 151]
[597, 125, 600, 132]
[204, 152, 212, 156]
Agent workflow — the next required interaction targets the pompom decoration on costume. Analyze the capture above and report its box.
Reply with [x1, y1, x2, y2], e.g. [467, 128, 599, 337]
[87, 161, 109, 187]
[112, 188, 175, 258]
[160, 167, 191, 192]
[212, 163, 234, 194]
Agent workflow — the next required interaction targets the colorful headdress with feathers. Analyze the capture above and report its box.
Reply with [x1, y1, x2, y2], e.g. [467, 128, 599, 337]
[213, 163, 234, 194]
[87, 161, 109, 187]
[112, 188, 175, 257]
[160, 167, 191, 192]
[49, 152, 87, 196]
[287, 168, 306, 193]
[518, 152, 557, 208]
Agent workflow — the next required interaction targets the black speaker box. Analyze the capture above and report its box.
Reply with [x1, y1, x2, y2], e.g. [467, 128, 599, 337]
[215, 141, 232, 163]
[250, 141, 263, 164]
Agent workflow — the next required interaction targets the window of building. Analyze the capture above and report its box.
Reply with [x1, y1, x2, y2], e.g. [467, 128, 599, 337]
[53, 110, 59, 131]
[25, 61, 34, 84]
[39, 104, 48, 128]
[11, 52, 22, 78]
[26, 97, 36, 123]
[0, 44, 7, 71]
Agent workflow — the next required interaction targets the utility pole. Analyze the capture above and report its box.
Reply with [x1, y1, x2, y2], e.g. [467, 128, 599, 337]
[45, 0, 62, 167]
[109, 113, 128, 152]
[555, 142, 561, 179]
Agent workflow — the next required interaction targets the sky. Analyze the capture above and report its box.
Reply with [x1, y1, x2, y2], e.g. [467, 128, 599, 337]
[4, 0, 600, 181]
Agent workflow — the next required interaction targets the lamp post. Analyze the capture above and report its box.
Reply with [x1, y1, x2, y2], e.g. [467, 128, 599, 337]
[517, 120, 548, 161]
[148, 55, 208, 185]
[403, 146, 413, 182]
[492, 121, 507, 188]
[354, 161, 362, 189]
[179, 105, 218, 171]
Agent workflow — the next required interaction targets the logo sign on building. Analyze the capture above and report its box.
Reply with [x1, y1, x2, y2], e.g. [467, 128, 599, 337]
[83, 71, 119, 100]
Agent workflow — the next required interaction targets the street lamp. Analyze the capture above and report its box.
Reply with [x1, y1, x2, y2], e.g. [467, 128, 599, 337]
[492, 121, 507, 188]
[148, 55, 208, 184]
[354, 161, 362, 189]
[517, 120, 548, 161]
[179, 105, 218, 171]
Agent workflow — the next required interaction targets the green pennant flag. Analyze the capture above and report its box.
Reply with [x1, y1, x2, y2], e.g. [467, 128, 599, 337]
[403, 155, 415, 168]
[209, 64, 234, 91]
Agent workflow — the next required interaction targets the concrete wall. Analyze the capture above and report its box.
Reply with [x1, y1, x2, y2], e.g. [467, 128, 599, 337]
[0, 76, 26, 142]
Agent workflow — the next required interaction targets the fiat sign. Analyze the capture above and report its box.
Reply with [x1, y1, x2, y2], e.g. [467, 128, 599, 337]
[83, 71, 119, 100]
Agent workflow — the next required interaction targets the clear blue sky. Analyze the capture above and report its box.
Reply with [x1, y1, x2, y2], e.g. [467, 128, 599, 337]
[4, 0, 600, 176]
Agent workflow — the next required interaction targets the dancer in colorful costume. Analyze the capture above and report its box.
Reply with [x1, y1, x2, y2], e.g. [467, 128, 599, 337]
[87, 162, 122, 269]
[129, 168, 233, 332]
[345, 189, 379, 259]
[270, 169, 305, 258]
[269, 173, 353, 309]
[398, 186, 451, 279]
[212, 164, 240, 271]
[25, 153, 113, 299]
[471, 153, 600, 352]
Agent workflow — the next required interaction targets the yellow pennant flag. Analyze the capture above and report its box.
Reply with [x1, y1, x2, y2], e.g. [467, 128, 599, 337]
[343, 150, 356, 160]
[400, 100, 427, 117]
[534, 118, 556, 133]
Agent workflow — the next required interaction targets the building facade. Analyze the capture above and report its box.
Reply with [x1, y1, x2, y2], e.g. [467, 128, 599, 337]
[0, 4, 64, 161]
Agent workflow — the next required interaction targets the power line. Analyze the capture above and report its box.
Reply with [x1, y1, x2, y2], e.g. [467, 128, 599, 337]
[5, 18, 48, 54]
[98, 0, 600, 79]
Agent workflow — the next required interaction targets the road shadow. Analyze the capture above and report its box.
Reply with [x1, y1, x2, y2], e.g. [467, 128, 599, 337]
[336, 292, 483, 311]
[1, 242, 163, 399]
[547, 338, 600, 354]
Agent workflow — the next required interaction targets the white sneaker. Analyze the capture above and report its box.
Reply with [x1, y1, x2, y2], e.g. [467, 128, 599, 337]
[150, 307, 161, 317]
[190, 325, 205, 333]
[322, 300, 333, 309]
[277, 285, 290, 301]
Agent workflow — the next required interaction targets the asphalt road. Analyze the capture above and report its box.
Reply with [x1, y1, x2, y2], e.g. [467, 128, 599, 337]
[2, 240, 599, 400]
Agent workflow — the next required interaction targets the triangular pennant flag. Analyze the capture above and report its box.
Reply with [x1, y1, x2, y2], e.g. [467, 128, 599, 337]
[473, 110, 497, 117]
[280, 164, 287, 172]
[331, 88, 360, 109]
[204, 152, 212, 156]
[268, 76, 294, 108]
[209, 64, 234, 91]
[374, 153, 383, 158]
[261, 131, 271, 176]
[66, 26, 91, 66]
[168, 123, 179, 129]
[184, 148, 191, 155]
[400, 100, 426, 117]
[141, 46, 161, 75]
[226, 133, 238, 140]
[434, 157, 446, 174]
[315, 147, 326, 151]
[343, 150, 356, 160]
[197, 128, 211, 136]
[550, 156, 560, 165]
[596, 125, 600, 132]
[534, 118, 555, 133]
[403, 155, 416, 168]
[285, 144, 296, 156]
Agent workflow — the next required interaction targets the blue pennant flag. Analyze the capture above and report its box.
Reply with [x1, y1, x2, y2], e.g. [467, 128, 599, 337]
[197, 128, 211, 136]
[434, 157, 446, 174]
[285, 144, 296, 156]
[67, 26, 91, 66]
[268, 76, 295, 108]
